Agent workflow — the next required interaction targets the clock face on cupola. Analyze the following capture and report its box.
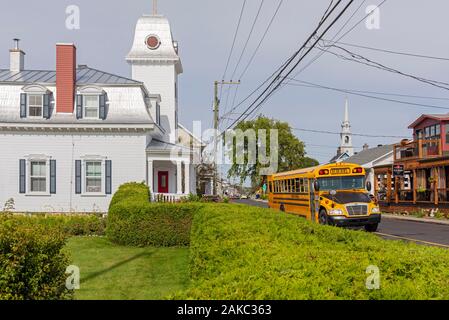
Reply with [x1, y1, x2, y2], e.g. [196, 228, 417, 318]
[145, 35, 161, 50]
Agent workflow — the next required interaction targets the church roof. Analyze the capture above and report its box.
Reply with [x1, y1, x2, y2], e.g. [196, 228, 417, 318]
[344, 144, 394, 165]
[0, 66, 141, 85]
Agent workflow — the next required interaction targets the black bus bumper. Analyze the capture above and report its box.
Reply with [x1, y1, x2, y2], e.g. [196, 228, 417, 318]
[328, 214, 381, 227]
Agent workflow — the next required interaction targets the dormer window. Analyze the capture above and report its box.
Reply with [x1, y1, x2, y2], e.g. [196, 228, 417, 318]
[28, 94, 43, 117]
[76, 86, 107, 120]
[84, 95, 100, 119]
[20, 85, 52, 119]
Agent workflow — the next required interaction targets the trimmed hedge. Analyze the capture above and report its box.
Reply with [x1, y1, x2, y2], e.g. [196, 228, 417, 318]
[175, 204, 449, 299]
[1, 214, 106, 237]
[107, 182, 200, 247]
[0, 218, 72, 300]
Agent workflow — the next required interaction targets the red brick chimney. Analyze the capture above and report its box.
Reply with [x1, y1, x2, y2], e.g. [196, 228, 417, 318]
[56, 43, 76, 113]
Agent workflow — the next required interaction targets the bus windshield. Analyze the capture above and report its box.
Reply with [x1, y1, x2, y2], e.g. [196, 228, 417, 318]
[318, 176, 365, 191]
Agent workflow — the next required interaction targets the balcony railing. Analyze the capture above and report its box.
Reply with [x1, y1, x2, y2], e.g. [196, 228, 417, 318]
[394, 139, 442, 161]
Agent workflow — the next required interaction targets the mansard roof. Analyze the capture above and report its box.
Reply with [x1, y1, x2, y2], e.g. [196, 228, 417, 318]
[0, 66, 142, 86]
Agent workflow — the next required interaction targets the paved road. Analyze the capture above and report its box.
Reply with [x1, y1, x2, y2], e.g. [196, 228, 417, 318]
[232, 199, 449, 248]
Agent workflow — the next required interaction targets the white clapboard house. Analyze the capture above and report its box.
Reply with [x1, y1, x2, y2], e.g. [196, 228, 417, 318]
[0, 13, 200, 213]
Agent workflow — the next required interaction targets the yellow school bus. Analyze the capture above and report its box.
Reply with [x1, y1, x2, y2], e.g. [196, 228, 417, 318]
[267, 162, 381, 232]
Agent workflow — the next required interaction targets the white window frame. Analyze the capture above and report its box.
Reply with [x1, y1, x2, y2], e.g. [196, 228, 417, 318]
[81, 156, 106, 196]
[83, 94, 100, 119]
[25, 155, 51, 196]
[28, 94, 44, 118]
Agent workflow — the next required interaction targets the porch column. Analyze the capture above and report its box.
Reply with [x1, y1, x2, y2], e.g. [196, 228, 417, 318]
[184, 161, 190, 195]
[386, 170, 392, 203]
[177, 161, 182, 194]
[147, 160, 154, 193]
[413, 169, 417, 204]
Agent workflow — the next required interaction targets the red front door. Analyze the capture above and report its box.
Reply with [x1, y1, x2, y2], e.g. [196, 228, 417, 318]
[158, 171, 169, 193]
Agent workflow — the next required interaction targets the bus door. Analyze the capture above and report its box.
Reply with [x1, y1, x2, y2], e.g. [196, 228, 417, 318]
[309, 179, 318, 222]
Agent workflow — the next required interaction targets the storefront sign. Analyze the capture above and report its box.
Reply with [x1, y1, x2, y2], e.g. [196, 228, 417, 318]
[393, 164, 404, 177]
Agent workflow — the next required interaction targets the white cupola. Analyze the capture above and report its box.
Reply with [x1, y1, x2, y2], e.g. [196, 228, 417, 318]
[127, 8, 183, 144]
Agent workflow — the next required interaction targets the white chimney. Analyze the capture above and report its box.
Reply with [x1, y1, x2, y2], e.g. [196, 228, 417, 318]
[10, 38, 25, 72]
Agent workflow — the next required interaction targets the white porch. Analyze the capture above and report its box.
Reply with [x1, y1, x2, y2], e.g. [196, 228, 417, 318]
[147, 158, 196, 198]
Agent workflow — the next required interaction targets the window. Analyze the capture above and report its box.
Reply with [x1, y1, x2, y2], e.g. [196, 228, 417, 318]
[415, 129, 422, 140]
[28, 94, 43, 117]
[318, 176, 365, 191]
[85, 161, 102, 193]
[84, 96, 99, 118]
[30, 161, 46, 192]
[445, 125, 449, 144]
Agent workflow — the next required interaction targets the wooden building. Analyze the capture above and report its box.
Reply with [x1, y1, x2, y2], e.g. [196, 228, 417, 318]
[374, 114, 449, 212]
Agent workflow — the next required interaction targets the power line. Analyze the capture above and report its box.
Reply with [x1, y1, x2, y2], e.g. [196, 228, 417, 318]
[226, 0, 355, 130]
[220, 1, 345, 124]
[221, 0, 247, 82]
[221, 0, 264, 129]
[229, 0, 266, 82]
[222, 0, 284, 131]
[292, 127, 407, 138]
[322, 39, 449, 62]
[289, 0, 370, 79]
[238, 0, 284, 80]
[317, 44, 449, 92]
[285, 78, 449, 110]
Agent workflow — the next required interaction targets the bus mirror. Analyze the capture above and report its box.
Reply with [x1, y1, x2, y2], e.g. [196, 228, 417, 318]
[330, 190, 337, 196]
[366, 181, 372, 192]
[314, 180, 320, 192]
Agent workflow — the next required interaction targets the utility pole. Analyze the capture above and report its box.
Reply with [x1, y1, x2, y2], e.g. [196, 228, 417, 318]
[213, 80, 240, 196]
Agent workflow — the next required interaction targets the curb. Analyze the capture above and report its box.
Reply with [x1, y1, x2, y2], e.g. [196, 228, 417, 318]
[382, 213, 449, 226]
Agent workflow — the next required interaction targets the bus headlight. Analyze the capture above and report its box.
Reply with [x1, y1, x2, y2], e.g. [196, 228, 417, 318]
[371, 207, 380, 213]
[329, 209, 344, 215]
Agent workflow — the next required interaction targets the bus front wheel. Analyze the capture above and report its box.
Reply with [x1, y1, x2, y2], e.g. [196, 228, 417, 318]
[319, 209, 328, 225]
[280, 204, 285, 212]
[365, 223, 378, 232]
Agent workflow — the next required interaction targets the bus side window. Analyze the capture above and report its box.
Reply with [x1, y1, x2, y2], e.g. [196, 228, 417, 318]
[295, 178, 300, 193]
[304, 179, 309, 193]
[290, 179, 294, 193]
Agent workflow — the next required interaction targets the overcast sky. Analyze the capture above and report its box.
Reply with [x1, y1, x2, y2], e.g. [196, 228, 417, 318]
[1, 0, 449, 163]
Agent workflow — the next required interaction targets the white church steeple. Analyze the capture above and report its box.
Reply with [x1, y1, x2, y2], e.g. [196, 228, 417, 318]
[339, 98, 354, 157]
[126, 3, 183, 143]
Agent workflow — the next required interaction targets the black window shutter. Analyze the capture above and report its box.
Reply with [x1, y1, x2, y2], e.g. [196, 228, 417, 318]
[50, 160, 56, 194]
[99, 94, 106, 120]
[105, 160, 112, 194]
[19, 159, 26, 193]
[75, 160, 82, 194]
[20, 93, 27, 118]
[76, 95, 83, 119]
[43, 93, 51, 119]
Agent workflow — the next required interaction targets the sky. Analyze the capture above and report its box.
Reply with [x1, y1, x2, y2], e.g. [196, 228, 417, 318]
[1, 0, 449, 164]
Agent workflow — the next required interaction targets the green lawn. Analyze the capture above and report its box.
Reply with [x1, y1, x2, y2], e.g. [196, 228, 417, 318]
[65, 237, 190, 300]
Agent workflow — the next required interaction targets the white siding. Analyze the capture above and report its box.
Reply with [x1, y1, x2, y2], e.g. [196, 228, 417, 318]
[132, 63, 177, 143]
[0, 131, 147, 212]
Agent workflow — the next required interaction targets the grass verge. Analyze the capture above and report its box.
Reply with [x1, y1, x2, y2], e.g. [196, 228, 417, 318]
[65, 237, 190, 300]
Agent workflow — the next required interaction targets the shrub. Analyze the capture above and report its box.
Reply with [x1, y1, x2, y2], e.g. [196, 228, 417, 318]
[7, 214, 106, 237]
[107, 182, 201, 247]
[0, 218, 72, 300]
[109, 182, 150, 209]
[174, 203, 449, 299]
